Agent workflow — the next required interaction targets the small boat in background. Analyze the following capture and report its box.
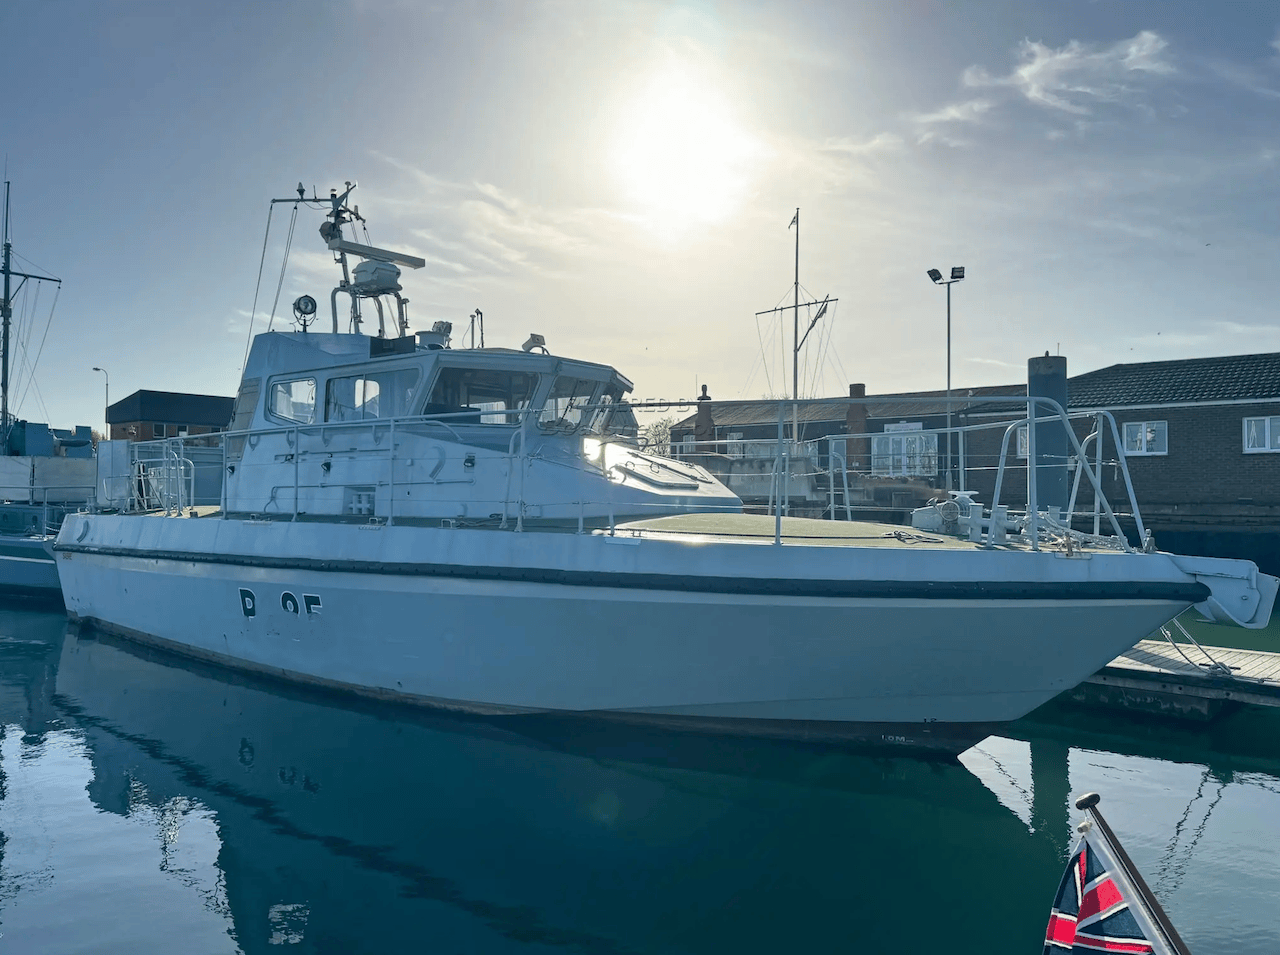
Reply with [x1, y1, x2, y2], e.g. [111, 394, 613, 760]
[0, 181, 95, 601]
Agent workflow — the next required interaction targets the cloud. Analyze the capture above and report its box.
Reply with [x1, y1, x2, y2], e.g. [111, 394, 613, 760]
[462, 181, 596, 275]
[967, 357, 1024, 370]
[820, 132, 904, 154]
[914, 129, 973, 149]
[908, 99, 993, 125]
[963, 30, 1174, 115]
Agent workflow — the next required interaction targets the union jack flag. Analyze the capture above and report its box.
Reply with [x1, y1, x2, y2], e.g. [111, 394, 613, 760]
[1044, 825, 1176, 954]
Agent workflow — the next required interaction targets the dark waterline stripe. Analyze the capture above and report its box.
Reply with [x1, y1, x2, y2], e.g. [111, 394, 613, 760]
[55, 542, 1212, 603]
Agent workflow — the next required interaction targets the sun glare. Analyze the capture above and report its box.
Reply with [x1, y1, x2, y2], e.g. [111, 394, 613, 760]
[610, 64, 764, 231]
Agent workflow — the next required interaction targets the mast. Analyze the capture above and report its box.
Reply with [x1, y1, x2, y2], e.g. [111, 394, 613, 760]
[2, 182, 11, 439]
[0, 182, 62, 449]
[753, 210, 838, 444]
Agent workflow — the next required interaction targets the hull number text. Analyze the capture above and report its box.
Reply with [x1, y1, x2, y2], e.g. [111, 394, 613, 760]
[239, 588, 322, 618]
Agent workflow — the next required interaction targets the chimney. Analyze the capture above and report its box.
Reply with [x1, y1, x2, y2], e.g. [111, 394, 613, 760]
[694, 384, 715, 453]
[845, 383, 868, 470]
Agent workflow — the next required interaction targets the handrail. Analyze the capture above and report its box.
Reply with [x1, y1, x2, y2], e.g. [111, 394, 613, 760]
[108, 393, 1157, 549]
[983, 399, 1135, 550]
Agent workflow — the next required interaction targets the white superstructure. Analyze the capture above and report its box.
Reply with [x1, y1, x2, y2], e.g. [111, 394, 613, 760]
[53, 182, 1280, 755]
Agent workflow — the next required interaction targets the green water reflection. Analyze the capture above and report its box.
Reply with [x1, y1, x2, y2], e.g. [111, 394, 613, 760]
[0, 607, 1276, 954]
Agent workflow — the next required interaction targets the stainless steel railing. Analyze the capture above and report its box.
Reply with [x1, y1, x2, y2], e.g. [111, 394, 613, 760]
[109, 395, 1147, 550]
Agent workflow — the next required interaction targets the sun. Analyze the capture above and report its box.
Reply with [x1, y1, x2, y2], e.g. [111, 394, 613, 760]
[609, 63, 764, 230]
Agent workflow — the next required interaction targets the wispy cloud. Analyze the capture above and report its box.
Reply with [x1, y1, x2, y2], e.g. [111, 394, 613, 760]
[819, 132, 904, 154]
[908, 98, 993, 125]
[963, 30, 1174, 115]
[967, 357, 1024, 370]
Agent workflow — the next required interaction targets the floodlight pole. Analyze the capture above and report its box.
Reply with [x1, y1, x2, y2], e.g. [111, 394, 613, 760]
[928, 268, 965, 490]
[792, 208, 799, 442]
[946, 279, 952, 488]
[93, 367, 109, 438]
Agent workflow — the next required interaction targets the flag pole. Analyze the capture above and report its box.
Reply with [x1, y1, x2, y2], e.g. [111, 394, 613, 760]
[1074, 793, 1194, 955]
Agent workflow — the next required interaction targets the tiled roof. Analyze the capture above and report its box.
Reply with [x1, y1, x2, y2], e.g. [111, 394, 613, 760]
[1067, 352, 1280, 407]
[672, 353, 1280, 431]
[673, 384, 1028, 431]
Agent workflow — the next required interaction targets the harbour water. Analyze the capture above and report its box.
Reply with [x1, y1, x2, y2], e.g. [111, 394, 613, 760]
[1, 606, 1278, 954]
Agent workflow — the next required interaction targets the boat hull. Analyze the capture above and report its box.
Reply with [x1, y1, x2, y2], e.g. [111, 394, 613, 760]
[0, 534, 62, 602]
[54, 513, 1222, 754]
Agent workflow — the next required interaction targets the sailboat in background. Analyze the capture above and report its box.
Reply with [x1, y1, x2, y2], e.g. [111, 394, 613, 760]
[0, 180, 96, 601]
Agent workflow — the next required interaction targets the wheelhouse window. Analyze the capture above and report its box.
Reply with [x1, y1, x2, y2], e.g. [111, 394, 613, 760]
[871, 422, 937, 476]
[1243, 416, 1280, 453]
[326, 368, 420, 422]
[583, 389, 639, 439]
[1123, 420, 1167, 456]
[268, 377, 317, 424]
[539, 377, 600, 432]
[424, 367, 536, 425]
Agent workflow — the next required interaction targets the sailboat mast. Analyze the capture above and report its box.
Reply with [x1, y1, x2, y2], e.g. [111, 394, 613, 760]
[2, 181, 12, 441]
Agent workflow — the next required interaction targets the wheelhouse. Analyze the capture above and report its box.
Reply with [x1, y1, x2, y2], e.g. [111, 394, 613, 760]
[236, 333, 638, 440]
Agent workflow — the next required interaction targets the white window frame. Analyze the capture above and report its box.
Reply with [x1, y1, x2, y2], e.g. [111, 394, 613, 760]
[1122, 420, 1168, 456]
[268, 376, 318, 425]
[871, 421, 937, 477]
[1243, 416, 1280, 453]
[724, 431, 744, 458]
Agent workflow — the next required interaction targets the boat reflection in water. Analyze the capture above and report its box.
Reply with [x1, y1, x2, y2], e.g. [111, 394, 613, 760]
[3, 608, 1277, 953]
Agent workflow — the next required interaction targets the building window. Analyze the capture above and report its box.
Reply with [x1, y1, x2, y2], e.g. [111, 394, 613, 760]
[154, 423, 167, 438]
[1016, 425, 1028, 460]
[269, 377, 317, 424]
[1243, 416, 1280, 453]
[725, 431, 744, 457]
[1123, 420, 1167, 456]
[871, 422, 937, 476]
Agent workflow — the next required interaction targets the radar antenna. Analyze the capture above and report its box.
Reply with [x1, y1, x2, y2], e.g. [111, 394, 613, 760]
[269, 181, 425, 337]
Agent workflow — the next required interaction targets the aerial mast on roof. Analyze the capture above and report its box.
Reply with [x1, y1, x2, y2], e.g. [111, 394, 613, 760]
[754, 208, 837, 440]
[269, 182, 427, 337]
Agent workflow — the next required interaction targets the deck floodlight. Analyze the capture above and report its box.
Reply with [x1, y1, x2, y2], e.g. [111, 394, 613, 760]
[927, 268, 943, 283]
[951, 266, 965, 281]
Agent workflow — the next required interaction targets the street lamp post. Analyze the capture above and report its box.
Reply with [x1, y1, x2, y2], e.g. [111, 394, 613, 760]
[926, 267, 965, 490]
[92, 366, 108, 439]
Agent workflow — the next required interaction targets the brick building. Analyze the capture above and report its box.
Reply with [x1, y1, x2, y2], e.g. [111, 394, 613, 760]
[107, 390, 234, 441]
[672, 352, 1280, 570]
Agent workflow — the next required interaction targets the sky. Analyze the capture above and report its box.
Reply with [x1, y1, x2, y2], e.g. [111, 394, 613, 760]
[3, 0, 1280, 430]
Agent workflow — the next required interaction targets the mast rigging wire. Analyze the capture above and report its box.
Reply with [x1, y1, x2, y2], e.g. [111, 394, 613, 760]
[265, 203, 300, 333]
[242, 203, 276, 371]
[11, 280, 58, 421]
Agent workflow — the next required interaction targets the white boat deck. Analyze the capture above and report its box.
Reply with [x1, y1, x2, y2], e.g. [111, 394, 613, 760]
[616, 513, 1017, 549]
